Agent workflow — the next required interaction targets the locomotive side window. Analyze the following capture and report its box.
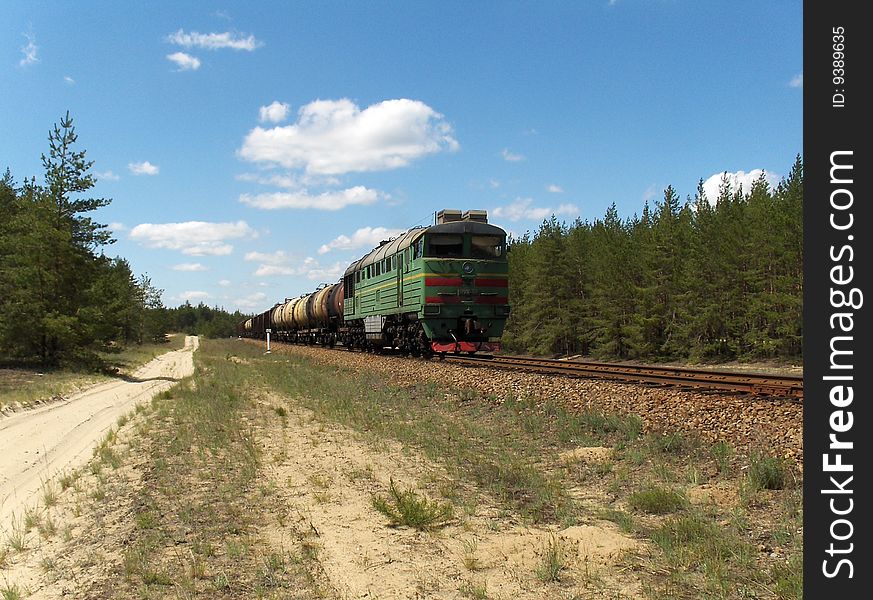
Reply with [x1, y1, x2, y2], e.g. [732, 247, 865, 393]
[471, 235, 505, 258]
[426, 234, 464, 258]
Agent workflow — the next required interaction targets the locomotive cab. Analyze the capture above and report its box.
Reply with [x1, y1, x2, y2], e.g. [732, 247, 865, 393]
[416, 219, 510, 353]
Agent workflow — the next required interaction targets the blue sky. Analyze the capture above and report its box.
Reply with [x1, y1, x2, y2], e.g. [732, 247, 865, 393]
[2, 1, 802, 313]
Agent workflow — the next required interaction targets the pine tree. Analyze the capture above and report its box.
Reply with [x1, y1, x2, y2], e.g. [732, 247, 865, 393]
[33, 112, 114, 364]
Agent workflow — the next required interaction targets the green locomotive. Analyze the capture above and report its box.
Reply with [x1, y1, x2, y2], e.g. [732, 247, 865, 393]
[342, 209, 509, 355]
[240, 209, 510, 355]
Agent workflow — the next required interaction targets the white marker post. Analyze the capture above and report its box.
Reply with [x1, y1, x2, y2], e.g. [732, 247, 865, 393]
[265, 328, 272, 354]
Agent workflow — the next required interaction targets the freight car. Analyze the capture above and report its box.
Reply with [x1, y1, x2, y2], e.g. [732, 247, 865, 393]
[239, 209, 510, 356]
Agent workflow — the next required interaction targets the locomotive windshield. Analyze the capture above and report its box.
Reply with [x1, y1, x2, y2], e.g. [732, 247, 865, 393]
[425, 232, 507, 259]
[426, 234, 464, 257]
[471, 235, 505, 258]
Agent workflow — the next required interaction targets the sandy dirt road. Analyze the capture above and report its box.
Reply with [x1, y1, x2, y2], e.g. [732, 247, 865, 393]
[0, 336, 199, 532]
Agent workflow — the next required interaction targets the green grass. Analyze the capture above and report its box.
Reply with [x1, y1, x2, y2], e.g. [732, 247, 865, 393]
[184, 339, 804, 600]
[1, 583, 23, 600]
[711, 440, 735, 474]
[244, 343, 644, 524]
[628, 485, 687, 514]
[651, 512, 756, 595]
[100, 338, 327, 598]
[535, 534, 567, 582]
[372, 478, 453, 530]
[748, 451, 789, 491]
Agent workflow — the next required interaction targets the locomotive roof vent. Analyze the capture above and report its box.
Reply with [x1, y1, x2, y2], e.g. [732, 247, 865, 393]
[436, 209, 462, 224]
[436, 209, 488, 224]
[462, 210, 488, 223]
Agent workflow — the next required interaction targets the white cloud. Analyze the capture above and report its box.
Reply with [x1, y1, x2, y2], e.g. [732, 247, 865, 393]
[701, 169, 781, 204]
[491, 198, 579, 222]
[64, 75, 75, 85]
[244, 251, 343, 281]
[642, 184, 659, 202]
[238, 98, 458, 175]
[19, 33, 38, 67]
[180, 291, 210, 302]
[108, 222, 126, 232]
[318, 226, 405, 255]
[166, 51, 201, 71]
[501, 148, 524, 162]
[239, 185, 382, 210]
[130, 220, 256, 256]
[546, 184, 564, 193]
[128, 161, 160, 176]
[172, 262, 208, 272]
[95, 170, 120, 181]
[259, 101, 290, 123]
[244, 250, 292, 264]
[304, 260, 346, 281]
[218, 279, 231, 287]
[167, 29, 262, 51]
[789, 72, 803, 88]
[234, 292, 268, 310]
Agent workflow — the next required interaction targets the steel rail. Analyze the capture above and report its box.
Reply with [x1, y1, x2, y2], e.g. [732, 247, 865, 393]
[444, 354, 803, 399]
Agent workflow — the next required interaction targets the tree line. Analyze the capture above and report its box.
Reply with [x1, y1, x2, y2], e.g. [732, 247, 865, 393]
[0, 113, 245, 368]
[502, 156, 803, 363]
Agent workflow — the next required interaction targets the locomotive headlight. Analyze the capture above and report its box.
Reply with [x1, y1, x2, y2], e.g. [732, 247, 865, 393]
[462, 261, 474, 274]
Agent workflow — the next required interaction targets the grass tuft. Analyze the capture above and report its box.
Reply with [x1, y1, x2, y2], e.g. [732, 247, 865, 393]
[372, 478, 453, 530]
[535, 534, 567, 582]
[748, 451, 789, 491]
[1, 583, 24, 600]
[629, 485, 687, 514]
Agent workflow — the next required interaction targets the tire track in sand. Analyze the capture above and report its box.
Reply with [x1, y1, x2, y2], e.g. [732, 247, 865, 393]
[0, 336, 199, 532]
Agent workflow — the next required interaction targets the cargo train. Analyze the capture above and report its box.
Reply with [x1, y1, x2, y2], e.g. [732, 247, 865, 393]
[238, 209, 510, 356]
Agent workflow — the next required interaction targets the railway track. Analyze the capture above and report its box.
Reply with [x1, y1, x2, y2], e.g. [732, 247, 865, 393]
[444, 354, 803, 400]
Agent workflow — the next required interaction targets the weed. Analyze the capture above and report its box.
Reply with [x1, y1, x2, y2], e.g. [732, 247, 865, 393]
[307, 473, 333, 489]
[24, 507, 42, 531]
[459, 580, 488, 599]
[536, 534, 566, 582]
[117, 413, 130, 427]
[212, 571, 231, 590]
[273, 405, 288, 418]
[40, 555, 58, 572]
[39, 514, 58, 538]
[650, 431, 686, 454]
[0, 546, 7, 568]
[711, 440, 735, 474]
[771, 553, 802, 599]
[652, 513, 754, 590]
[7, 523, 28, 552]
[1, 583, 23, 600]
[142, 570, 173, 585]
[599, 508, 634, 533]
[686, 465, 702, 485]
[97, 444, 122, 469]
[461, 538, 481, 571]
[42, 481, 59, 507]
[225, 539, 249, 559]
[58, 470, 77, 491]
[748, 451, 788, 491]
[261, 552, 286, 587]
[136, 511, 159, 530]
[629, 485, 687, 514]
[372, 478, 453, 530]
